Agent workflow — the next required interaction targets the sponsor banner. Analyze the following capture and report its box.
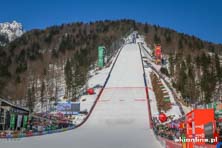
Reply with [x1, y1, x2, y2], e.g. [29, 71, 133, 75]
[98, 46, 105, 67]
[16, 115, 23, 128]
[10, 114, 16, 129]
[23, 115, 28, 128]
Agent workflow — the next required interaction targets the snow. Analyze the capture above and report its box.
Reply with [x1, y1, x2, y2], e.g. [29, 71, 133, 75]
[107, 44, 144, 87]
[141, 44, 161, 71]
[1, 41, 162, 148]
[159, 78, 182, 118]
[0, 21, 24, 42]
[33, 39, 123, 125]
[145, 68, 159, 116]
[139, 38, 182, 120]
[140, 41, 192, 116]
[33, 64, 66, 113]
[79, 46, 122, 113]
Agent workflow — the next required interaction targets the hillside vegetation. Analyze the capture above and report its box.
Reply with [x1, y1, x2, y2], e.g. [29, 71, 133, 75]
[136, 23, 222, 104]
[0, 19, 221, 109]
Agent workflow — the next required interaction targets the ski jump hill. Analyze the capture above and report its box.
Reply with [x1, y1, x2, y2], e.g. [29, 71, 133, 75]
[1, 43, 162, 148]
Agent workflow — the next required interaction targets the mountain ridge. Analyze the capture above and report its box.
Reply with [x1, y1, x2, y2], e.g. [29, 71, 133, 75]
[0, 19, 221, 109]
[0, 21, 24, 45]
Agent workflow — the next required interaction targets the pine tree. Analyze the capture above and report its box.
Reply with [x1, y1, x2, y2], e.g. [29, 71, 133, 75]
[27, 85, 35, 112]
[40, 80, 45, 111]
[177, 60, 187, 97]
[200, 64, 216, 103]
[65, 59, 72, 98]
[215, 54, 222, 82]
[154, 33, 161, 44]
[54, 80, 58, 104]
[168, 54, 174, 76]
[185, 64, 197, 103]
[144, 24, 149, 33]
[178, 38, 183, 49]
[27, 88, 32, 111]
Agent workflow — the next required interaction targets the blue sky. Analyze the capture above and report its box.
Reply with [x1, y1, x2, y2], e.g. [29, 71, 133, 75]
[1, 0, 222, 43]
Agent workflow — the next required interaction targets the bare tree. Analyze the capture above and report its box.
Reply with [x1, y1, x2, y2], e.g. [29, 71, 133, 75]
[40, 80, 45, 112]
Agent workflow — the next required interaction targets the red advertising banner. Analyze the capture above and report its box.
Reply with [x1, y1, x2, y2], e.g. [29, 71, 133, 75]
[155, 45, 161, 57]
[186, 109, 215, 148]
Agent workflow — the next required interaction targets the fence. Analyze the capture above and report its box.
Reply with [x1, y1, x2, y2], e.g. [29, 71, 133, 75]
[0, 125, 75, 139]
[0, 36, 125, 140]
[140, 44, 185, 116]
[76, 43, 124, 128]
[138, 43, 153, 128]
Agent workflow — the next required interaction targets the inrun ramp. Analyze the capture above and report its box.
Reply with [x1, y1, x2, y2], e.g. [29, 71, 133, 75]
[1, 44, 162, 148]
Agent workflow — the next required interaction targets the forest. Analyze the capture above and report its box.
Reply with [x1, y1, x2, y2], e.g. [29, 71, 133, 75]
[0, 19, 221, 110]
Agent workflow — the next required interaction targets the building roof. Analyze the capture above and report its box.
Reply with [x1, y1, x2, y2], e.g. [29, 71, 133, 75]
[0, 98, 29, 112]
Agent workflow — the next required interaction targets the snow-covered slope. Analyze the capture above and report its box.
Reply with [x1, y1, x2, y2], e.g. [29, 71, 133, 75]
[0, 21, 24, 44]
[139, 39, 183, 120]
[1, 43, 162, 148]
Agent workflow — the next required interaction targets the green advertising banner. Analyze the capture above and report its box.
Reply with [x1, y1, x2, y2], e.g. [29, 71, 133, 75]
[206, 102, 217, 109]
[23, 115, 28, 128]
[98, 46, 105, 68]
[10, 114, 16, 129]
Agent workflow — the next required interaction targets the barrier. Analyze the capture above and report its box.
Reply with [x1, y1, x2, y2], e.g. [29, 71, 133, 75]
[139, 43, 218, 148]
[26, 131, 33, 137]
[0, 45, 123, 139]
[6, 133, 12, 138]
[0, 133, 6, 138]
[0, 125, 76, 139]
[194, 143, 216, 148]
[38, 131, 43, 135]
[69, 126, 75, 130]
[19, 132, 25, 138]
[138, 43, 153, 129]
[76, 45, 124, 128]
[141, 44, 185, 116]
[33, 132, 38, 136]
[42, 131, 48, 135]
[157, 136, 182, 148]
[12, 132, 19, 138]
